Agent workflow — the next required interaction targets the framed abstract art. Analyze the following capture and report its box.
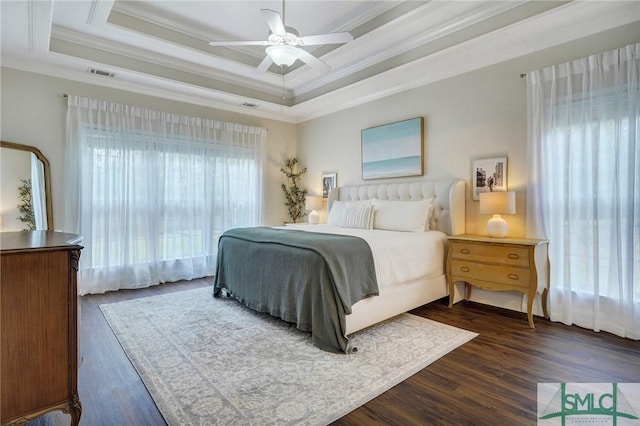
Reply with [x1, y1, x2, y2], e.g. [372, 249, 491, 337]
[361, 117, 424, 180]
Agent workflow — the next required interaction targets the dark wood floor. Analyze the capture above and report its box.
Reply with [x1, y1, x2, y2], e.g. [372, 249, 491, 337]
[31, 278, 639, 426]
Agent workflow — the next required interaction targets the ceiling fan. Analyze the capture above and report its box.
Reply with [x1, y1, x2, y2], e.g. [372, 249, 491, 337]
[208, 2, 353, 74]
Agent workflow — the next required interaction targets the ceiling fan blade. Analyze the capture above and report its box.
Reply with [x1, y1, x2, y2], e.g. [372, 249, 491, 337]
[298, 32, 353, 46]
[209, 40, 273, 46]
[296, 49, 331, 74]
[254, 55, 274, 74]
[261, 9, 286, 36]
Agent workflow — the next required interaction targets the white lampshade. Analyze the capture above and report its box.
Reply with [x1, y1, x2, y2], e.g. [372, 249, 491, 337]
[266, 45, 300, 67]
[479, 191, 515, 238]
[305, 196, 322, 211]
[305, 196, 322, 224]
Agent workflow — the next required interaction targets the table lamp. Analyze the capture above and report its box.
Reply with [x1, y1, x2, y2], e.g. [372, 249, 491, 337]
[306, 196, 322, 224]
[479, 191, 515, 238]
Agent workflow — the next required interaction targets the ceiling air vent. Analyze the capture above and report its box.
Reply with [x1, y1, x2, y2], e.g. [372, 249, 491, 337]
[88, 68, 116, 78]
[241, 102, 258, 108]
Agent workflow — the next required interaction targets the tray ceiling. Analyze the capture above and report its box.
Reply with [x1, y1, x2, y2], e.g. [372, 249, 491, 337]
[2, 1, 638, 123]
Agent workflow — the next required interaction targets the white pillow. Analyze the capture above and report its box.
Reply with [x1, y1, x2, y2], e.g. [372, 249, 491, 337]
[372, 198, 433, 232]
[327, 201, 344, 226]
[327, 200, 371, 226]
[340, 205, 374, 229]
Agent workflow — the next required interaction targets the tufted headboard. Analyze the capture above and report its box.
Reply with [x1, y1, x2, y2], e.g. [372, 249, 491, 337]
[327, 179, 465, 235]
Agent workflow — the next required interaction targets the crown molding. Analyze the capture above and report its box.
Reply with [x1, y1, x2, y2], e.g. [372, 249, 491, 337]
[86, 0, 101, 25]
[111, 1, 233, 42]
[329, 2, 400, 33]
[5, 1, 637, 124]
[27, 0, 53, 54]
[106, 0, 408, 94]
[289, 1, 640, 122]
[50, 25, 284, 97]
[112, 0, 397, 47]
[287, 1, 527, 97]
[109, 1, 266, 62]
[2, 55, 297, 123]
[46, 1, 527, 103]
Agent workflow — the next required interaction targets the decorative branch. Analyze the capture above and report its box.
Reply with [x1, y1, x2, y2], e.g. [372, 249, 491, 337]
[280, 157, 308, 223]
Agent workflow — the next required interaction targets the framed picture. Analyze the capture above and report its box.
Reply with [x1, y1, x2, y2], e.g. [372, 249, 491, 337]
[472, 157, 507, 200]
[321, 172, 337, 198]
[361, 117, 424, 180]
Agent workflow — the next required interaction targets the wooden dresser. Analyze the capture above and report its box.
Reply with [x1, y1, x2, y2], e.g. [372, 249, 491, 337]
[446, 234, 549, 328]
[1, 231, 83, 425]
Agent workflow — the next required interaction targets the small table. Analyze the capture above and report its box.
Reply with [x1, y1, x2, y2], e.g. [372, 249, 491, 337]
[446, 234, 549, 328]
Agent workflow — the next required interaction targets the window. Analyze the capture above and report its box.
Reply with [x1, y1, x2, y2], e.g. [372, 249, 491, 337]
[526, 42, 639, 339]
[65, 95, 266, 294]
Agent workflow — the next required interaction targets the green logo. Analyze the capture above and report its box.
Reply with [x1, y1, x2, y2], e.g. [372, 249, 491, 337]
[539, 383, 639, 425]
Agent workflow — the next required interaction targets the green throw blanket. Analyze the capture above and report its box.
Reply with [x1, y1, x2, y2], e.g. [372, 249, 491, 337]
[213, 227, 379, 353]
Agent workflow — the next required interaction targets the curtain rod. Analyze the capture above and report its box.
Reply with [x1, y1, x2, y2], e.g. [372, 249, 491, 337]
[59, 93, 269, 132]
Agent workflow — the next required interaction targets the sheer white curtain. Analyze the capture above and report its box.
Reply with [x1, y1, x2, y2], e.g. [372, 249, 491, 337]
[64, 95, 266, 295]
[30, 153, 46, 229]
[526, 43, 639, 339]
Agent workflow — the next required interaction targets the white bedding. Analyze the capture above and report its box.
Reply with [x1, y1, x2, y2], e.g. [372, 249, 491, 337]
[280, 224, 447, 295]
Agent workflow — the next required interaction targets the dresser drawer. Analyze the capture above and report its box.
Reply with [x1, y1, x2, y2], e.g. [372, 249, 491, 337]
[449, 260, 531, 289]
[450, 241, 530, 267]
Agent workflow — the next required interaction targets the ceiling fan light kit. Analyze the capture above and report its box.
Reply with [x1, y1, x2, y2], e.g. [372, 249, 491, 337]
[266, 45, 300, 67]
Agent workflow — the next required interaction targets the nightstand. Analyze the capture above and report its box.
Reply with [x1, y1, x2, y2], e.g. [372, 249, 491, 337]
[446, 234, 549, 328]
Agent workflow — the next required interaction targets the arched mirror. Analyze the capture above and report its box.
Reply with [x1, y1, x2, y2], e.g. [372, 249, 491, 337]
[1, 141, 53, 231]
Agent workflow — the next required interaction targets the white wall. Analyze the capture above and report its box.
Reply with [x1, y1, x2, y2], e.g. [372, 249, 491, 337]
[0, 67, 297, 228]
[296, 23, 640, 315]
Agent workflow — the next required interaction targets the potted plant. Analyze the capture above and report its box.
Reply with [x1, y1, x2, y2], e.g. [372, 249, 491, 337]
[17, 178, 35, 230]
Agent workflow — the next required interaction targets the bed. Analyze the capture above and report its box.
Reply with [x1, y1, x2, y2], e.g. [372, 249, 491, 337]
[214, 179, 465, 353]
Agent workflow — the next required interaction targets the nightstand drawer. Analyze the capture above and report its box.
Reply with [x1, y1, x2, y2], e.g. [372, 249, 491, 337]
[449, 260, 531, 289]
[450, 242, 530, 267]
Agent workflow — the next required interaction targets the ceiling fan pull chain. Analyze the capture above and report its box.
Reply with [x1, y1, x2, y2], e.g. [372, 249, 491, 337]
[281, 66, 286, 101]
[281, 66, 286, 115]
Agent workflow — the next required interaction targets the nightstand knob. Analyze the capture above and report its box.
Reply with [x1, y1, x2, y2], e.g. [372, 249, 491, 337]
[460, 248, 471, 254]
[508, 253, 520, 259]
[460, 266, 470, 272]
[507, 273, 519, 280]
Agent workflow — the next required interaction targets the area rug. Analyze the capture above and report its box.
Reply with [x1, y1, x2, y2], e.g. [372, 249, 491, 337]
[100, 287, 477, 425]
